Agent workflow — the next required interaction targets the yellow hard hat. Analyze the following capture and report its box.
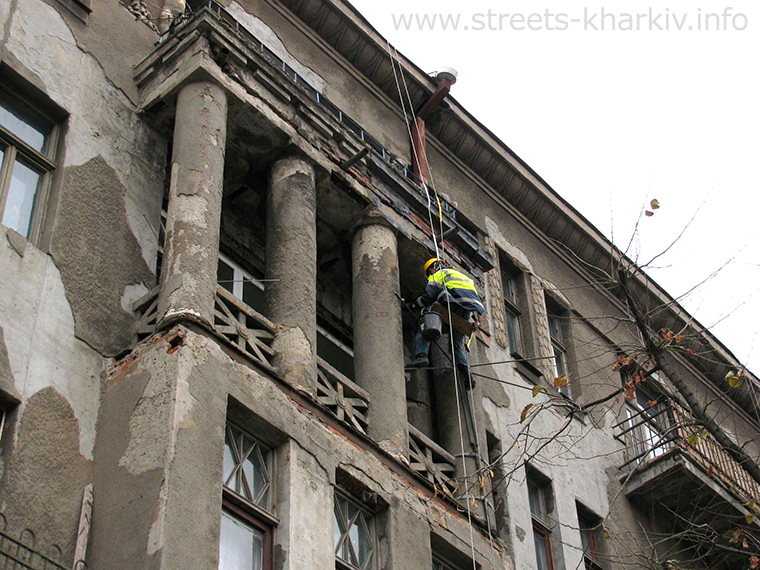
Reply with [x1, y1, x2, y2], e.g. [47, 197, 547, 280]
[423, 258, 441, 274]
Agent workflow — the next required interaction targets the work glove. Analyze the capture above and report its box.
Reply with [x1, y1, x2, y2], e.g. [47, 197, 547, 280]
[415, 295, 431, 309]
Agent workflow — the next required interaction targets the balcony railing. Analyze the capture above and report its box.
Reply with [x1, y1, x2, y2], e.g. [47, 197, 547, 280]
[618, 399, 759, 504]
[408, 424, 456, 494]
[671, 402, 760, 503]
[213, 286, 276, 373]
[315, 357, 369, 435]
[132, 287, 277, 373]
[132, 286, 160, 341]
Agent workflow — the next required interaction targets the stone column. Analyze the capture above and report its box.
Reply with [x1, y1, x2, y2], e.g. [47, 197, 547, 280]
[351, 211, 408, 460]
[157, 80, 227, 328]
[265, 156, 317, 396]
[431, 344, 484, 516]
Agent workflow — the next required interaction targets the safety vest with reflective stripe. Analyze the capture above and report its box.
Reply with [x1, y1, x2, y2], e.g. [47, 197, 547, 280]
[426, 268, 485, 315]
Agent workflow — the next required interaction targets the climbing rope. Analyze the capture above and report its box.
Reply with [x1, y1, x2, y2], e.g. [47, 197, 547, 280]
[387, 44, 497, 567]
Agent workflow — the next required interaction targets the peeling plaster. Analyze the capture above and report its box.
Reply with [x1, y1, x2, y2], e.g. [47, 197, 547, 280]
[6, 0, 165, 269]
[147, 477, 169, 556]
[121, 283, 150, 312]
[4, 229, 26, 257]
[0, 227, 101, 459]
[51, 156, 155, 356]
[227, 1, 326, 93]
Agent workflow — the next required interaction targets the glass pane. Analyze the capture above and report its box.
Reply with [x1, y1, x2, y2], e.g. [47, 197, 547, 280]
[223, 434, 235, 489]
[580, 527, 591, 551]
[552, 346, 567, 379]
[240, 440, 256, 501]
[317, 329, 355, 381]
[0, 99, 49, 152]
[218, 259, 235, 294]
[242, 279, 266, 314]
[357, 514, 373, 568]
[528, 483, 543, 519]
[333, 508, 343, 552]
[502, 273, 518, 304]
[548, 314, 563, 341]
[347, 509, 360, 565]
[250, 445, 269, 507]
[2, 158, 41, 238]
[506, 311, 522, 354]
[219, 510, 264, 570]
[533, 530, 550, 570]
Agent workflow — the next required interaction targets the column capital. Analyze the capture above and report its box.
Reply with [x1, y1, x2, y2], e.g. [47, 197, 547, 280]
[350, 206, 395, 235]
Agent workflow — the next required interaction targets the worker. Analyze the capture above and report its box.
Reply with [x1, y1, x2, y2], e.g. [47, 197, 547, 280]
[409, 258, 485, 381]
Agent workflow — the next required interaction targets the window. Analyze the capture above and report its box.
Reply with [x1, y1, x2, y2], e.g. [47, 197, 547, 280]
[317, 320, 354, 381]
[528, 471, 555, 570]
[0, 84, 59, 243]
[220, 423, 275, 570]
[501, 258, 525, 356]
[625, 385, 675, 464]
[546, 298, 570, 397]
[576, 503, 603, 570]
[334, 492, 376, 570]
[218, 253, 266, 314]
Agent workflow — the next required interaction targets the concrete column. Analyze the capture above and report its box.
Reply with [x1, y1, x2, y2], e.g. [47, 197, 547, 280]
[431, 344, 484, 516]
[265, 156, 317, 396]
[351, 211, 408, 460]
[158, 80, 227, 328]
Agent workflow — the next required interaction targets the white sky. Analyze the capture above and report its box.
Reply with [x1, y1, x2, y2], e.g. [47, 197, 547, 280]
[350, 0, 760, 374]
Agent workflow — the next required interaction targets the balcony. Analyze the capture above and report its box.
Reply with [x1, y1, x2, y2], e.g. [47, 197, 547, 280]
[616, 398, 759, 561]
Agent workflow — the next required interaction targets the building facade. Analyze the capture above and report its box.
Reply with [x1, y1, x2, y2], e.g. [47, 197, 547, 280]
[0, 0, 758, 569]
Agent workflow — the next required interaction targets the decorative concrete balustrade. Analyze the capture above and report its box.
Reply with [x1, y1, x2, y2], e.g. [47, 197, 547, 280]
[407, 424, 457, 495]
[316, 357, 369, 435]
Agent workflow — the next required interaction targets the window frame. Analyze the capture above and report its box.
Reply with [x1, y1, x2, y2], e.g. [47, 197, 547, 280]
[220, 495, 274, 570]
[219, 422, 278, 570]
[0, 84, 60, 245]
[548, 314, 568, 374]
[528, 473, 556, 570]
[577, 503, 604, 570]
[334, 490, 378, 570]
[545, 298, 570, 397]
[624, 385, 675, 464]
[500, 258, 526, 357]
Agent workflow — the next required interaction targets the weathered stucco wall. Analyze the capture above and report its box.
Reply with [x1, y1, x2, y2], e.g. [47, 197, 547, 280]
[91, 327, 507, 569]
[0, 1, 754, 569]
[0, 0, 169, 557]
